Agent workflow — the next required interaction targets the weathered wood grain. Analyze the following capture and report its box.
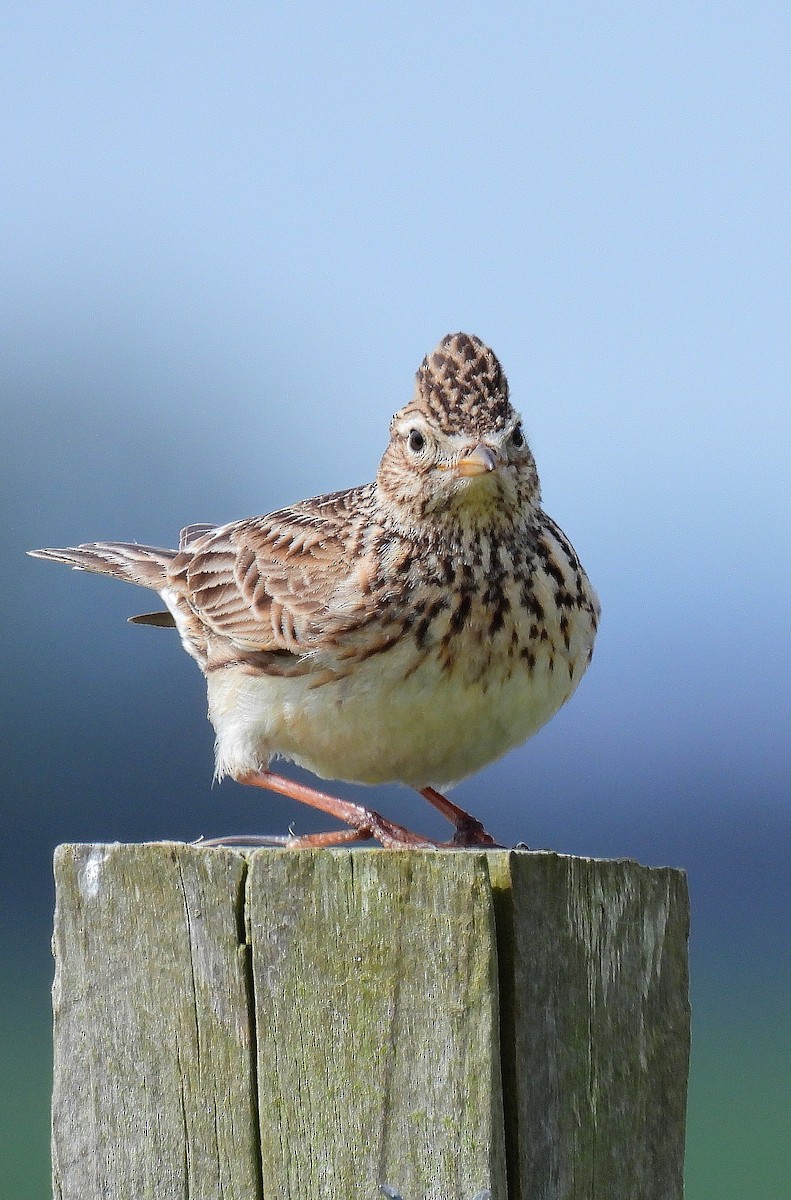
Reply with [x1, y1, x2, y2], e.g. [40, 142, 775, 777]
[489, 852, 690, 1200]
[247, 849, 506, 1199]
[51, 845, 690, 1200]
[51, 843, 261, 1200]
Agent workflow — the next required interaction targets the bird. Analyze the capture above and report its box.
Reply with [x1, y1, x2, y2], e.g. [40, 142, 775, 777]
[29, 333, 600, 849]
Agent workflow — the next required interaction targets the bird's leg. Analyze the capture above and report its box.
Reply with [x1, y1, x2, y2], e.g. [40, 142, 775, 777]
[237, 769, 434, 849]
[418, 786, 502, 847]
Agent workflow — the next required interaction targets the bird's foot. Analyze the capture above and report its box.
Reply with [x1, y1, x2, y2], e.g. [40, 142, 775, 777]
[447, 813, 503, 848]
[204, 772, 501, 851]
[418, 786, 503, 848]
[237, 769, 434, 849]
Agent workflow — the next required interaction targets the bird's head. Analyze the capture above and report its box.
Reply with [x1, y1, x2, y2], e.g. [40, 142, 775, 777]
[377, 333, 541, 535]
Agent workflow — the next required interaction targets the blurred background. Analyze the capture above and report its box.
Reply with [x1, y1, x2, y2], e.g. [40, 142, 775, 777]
[2, 3, 789, 1195]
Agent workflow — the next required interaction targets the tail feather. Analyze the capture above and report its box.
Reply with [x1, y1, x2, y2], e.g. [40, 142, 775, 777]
[28, 541, 176, 590]
[128, 610, 177, 627]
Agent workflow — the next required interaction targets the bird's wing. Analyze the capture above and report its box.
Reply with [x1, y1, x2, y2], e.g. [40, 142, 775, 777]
[179, 522, 218, 549]
[170, 486, 380, 655]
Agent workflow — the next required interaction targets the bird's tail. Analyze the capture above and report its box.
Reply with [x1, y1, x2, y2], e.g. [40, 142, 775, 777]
[28, 541, 177, 590]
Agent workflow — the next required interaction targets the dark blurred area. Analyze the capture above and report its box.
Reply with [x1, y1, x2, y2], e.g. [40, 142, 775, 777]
[2, 6, 789, 1197]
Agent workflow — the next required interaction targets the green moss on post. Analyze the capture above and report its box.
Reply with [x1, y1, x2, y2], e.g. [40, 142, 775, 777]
[248, 850, 506, 1198]
[52, 845, 690, 1200]
[51, 843, 261, 1200]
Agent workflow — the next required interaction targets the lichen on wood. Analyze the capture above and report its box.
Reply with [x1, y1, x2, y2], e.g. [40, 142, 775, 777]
[52, 844, 690, 1200]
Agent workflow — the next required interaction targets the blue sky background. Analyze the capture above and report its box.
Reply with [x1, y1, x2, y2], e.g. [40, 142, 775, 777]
[2, 4, 789, 1195]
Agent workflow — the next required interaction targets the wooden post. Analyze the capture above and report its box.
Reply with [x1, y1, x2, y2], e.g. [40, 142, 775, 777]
[52, 844, 690, 1200]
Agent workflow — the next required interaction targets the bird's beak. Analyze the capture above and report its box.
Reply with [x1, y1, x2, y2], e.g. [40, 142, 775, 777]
[455, 443, 500, 477]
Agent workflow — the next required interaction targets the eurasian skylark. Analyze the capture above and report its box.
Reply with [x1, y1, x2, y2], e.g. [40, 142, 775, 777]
[30, 333, 600, 848]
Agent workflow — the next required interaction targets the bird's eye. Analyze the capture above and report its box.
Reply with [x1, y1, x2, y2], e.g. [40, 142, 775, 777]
[407, 429, 426, 453]
[510, 424, 525, 449]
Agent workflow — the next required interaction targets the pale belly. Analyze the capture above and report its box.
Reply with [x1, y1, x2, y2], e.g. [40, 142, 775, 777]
[207, 631, 587, 790]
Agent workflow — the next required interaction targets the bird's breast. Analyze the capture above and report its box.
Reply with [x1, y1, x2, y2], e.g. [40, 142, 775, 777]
[207, 553, 598, 790]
